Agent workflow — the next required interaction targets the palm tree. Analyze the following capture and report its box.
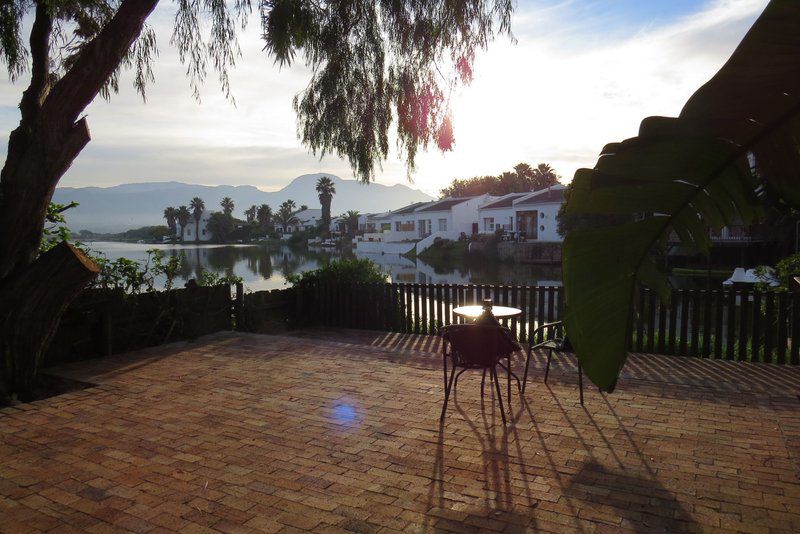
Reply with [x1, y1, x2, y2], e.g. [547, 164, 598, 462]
[189, 197, 205, 242]
[176, 205, 191, 242]
[275, 200, 298, 233]
[256, 204, 272, 230]
[316, 176, 336, 232]
[244, 205, 257, 223]
[530, 163, 560, 190]
[220, 197, 234, 216]
[163, 207, 178, 237]
[344, 210, 360, 236]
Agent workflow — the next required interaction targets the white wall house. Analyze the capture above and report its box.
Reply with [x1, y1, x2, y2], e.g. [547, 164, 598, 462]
[409, 194, 493, 241]
[177, 210, 213, 242]
[477, 193, 530, 234]
[276, 208, 323, 234]
[384, 201, 434, 242]
[476, 185, 566, 242]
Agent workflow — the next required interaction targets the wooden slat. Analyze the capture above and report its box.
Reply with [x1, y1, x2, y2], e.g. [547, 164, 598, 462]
[658, 292, 667, 354]
[443, 284, 452, 326]
[405, 284, 413, 333]
[668, 290, 678, 355]
[792, 294, 800, 365]
[520, 286, 529, 343]
[778, 292, 788, 365]
[725, 288, 736, 361]
[690, 291, 700, 357]
[546, 286, 555, 326]
[764, 292, 775, 363]
[702, 290, 712, 357]
[751, 291, 762, 362]
[714, 290, 724, 359]
[738, 289, 749, 362]
[679, 290, 689, 356]
[436, 284, 444, 333]
[633, 288, 646, 352]
[536, 287, 545, 343]
[510, 286, 519, 340]
[644, 290, 655, 354]
[411, 284, 419, 334]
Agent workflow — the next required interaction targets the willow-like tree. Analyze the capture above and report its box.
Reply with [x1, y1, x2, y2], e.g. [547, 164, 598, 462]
[0, 1, 512, 399]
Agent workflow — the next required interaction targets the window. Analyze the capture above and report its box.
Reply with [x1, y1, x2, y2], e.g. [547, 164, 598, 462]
[202, 229, 206, 235]
[540, 212, 545, 219]
[395, 221, 401, 231]
[483, 217, 494, 231]
[438, 218, 447, 231]
[540, 225, 545, 232]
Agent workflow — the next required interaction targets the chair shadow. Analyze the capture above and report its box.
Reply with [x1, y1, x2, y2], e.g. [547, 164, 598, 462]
[424, 375, 544, 532]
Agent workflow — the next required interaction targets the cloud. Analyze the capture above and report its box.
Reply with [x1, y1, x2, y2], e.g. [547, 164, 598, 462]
[0, 0, 769, 197]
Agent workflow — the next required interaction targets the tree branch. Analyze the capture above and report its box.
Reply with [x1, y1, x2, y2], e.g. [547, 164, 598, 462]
[42, 0, 160, 125]
[19, 2, 52, 125]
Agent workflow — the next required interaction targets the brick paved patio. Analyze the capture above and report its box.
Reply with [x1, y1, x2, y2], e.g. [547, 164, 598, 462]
[1, 330, 800, 533]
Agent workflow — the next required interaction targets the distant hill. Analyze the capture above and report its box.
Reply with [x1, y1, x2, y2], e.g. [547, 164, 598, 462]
[53, 174, 435, 233]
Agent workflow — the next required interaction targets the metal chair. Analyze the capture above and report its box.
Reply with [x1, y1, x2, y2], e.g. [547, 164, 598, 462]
[439, 324, 520, 424]
[523, 320, 585, 404]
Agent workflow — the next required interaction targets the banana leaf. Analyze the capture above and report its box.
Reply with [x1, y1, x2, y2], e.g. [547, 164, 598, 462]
[562, 0, 800, 391]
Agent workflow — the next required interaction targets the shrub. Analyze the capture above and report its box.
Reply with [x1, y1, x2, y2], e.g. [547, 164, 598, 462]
[287, 258, 386, 288]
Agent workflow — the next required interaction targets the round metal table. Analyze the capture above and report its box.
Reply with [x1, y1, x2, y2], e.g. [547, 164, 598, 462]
[452, 305, 522, 320]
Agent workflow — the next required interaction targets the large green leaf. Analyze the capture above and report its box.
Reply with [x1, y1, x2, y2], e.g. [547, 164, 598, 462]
[563, 0, 800, 391]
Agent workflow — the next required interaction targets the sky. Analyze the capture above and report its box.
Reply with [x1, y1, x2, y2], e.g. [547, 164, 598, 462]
[0, 0, 769, 197]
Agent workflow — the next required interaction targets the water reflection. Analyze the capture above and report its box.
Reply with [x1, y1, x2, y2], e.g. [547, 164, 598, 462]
[355, 251, 562, 286]
[85, 241, 566, 290]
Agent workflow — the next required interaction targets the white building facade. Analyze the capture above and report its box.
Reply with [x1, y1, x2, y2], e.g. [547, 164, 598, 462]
[177, 210, 213, 242]
[476, 185, 566, 242]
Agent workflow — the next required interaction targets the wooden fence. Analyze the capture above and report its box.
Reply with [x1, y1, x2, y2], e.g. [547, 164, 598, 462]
[46, 285, 233, 366]
[295, 282, 799, 364]
[47, 282, 800, 366]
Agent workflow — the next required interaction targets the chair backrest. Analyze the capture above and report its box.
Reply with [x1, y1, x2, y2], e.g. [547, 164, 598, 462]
[441, 324, 518, 367]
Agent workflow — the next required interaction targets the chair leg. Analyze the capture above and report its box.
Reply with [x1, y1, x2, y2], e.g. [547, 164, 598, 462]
[578, 359, 584, 405]
[522, 345, 532, 393]
[491, 367, 507, 425]
[440, 363, 457, 421]
[481, 368, 487, 397]
[507, 356, 512, 409]
[544, 348, 553, 384]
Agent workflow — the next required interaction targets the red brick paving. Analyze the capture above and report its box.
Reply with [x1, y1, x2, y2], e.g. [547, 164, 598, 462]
[1, 330, 799, 533]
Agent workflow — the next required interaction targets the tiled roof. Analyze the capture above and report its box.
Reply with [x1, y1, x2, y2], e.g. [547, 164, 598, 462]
[515, 188, 565, 206]
[392, 202, 430, 215]
[480, 193, 529, 210]
[415, 198, 470, 213]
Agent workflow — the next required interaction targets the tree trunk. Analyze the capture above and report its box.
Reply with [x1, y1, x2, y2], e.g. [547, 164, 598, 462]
[0, 0, 159, 401]
[0, 243, 99, 402]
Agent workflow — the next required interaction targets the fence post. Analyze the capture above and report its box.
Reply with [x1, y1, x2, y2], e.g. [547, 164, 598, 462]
[234, 282, 244, 331]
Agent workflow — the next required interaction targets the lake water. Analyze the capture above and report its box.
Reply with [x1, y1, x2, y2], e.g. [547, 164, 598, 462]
[84, 242, 564, 291]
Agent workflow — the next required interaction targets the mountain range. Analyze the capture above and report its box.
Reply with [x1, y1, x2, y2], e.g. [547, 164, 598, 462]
[53, 174, 435, 233]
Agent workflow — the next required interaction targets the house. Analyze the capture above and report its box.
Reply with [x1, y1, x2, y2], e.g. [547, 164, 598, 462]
[477, 193, 530, 234]
[477, 185, 566, 242]
[177, 210, 213, 242]
[276, 208, 323, 234]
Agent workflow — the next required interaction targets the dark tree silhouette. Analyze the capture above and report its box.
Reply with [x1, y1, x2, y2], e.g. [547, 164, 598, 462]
[440, 162, 561, 197]
[220, 197, 234, 216]
[316, 176, 336, 232]
[0, 0, 514, 399]
[163, 207, 178, 237]
[176, 206, 191, 242]
[190, 197, 205, 243]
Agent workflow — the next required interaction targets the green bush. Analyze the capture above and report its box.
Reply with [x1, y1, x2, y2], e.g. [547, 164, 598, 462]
[287, 258, 385, 288]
